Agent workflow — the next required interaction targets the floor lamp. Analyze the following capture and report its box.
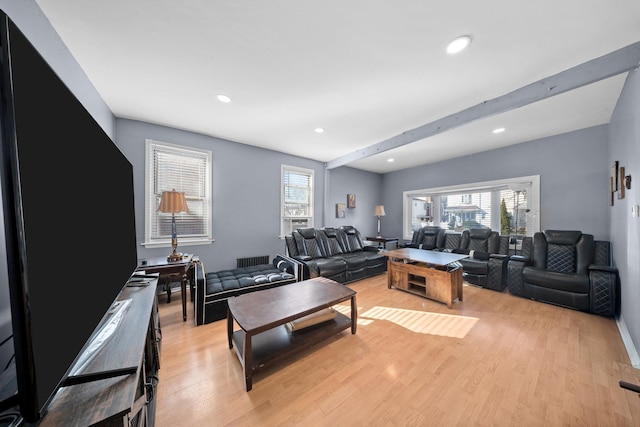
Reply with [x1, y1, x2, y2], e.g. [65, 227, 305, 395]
[158, 189, 189, 262]
[374, 205, 385, 237]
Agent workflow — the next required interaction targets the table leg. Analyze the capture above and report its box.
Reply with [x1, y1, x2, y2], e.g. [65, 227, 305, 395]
[227, 309, 233, 349]
[244, 333, 253, 391]
[350, 295, 357, 334]
[181, 272, 187, 321]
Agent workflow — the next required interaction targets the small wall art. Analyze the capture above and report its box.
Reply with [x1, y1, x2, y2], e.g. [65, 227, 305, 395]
[336, 203, 346, 218]
[347, 193, 356, 209]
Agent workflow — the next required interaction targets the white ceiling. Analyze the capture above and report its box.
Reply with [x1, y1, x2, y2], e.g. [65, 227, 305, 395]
[35, 1, 640, 173]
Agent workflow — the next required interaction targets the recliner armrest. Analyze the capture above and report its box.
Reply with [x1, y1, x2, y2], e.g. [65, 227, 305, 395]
[363, 245, 379, 252]
[589, 264, 618, 274]
[489, 253, 508, 261]
[294, 255, 312, 262]
[509, 255, 530, 263]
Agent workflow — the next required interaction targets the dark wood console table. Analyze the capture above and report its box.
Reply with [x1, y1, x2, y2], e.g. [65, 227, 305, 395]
[40, 279, 161, 426]
[366, 236, 399, 249]
[137, 254, 196, 321]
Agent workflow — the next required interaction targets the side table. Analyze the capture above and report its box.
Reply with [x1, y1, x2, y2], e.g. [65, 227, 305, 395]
[137, 254, 197, 321]
[366, 236, 399, 250]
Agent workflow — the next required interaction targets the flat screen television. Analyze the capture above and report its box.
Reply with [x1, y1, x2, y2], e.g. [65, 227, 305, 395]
[0, 10, 138, 423]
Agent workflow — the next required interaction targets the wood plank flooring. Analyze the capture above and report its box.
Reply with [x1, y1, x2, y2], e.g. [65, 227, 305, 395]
[154, 274, 640, 426]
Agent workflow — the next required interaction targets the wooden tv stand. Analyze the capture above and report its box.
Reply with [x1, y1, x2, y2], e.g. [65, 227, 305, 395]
[39, 278, 161, 426]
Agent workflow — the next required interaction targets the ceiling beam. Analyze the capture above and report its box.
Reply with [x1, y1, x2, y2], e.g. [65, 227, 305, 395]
[326, 41, 640, 170]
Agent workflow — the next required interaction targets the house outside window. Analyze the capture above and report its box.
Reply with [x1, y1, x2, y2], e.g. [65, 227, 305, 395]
[281, 165, 314, 236]
[404, 176, 539, 240]
[144, 139, 212, 248]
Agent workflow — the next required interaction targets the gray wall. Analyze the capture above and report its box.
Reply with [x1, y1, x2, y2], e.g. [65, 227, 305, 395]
[381, 125, 611, 242]
[116, 119, 334, 272]
[608, 68, 640, 363]
[324, 166, 383, 237]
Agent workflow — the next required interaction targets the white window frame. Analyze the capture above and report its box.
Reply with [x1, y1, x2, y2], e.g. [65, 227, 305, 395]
[281, 165, 314, 237]
[402, 175, 540, 241]
[143, 139, 213, 248]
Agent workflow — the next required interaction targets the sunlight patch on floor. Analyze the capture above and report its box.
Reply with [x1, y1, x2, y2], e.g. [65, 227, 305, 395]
[332, 304, 374, 326]
[359, 306, 479, 338]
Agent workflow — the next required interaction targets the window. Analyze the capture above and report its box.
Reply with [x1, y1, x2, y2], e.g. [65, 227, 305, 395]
[403, 176, 539, 240]
[144, 139, 212, 248]
[281, 165, 314, 236]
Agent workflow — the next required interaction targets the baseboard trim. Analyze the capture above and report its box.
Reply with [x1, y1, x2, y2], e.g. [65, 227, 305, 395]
[616, 315, 640, 368]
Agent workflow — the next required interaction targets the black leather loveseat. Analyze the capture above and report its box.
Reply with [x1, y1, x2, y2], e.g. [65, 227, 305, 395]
[193, 255, 301, 325]
[284, 226, 387, 283]
[507, 230, 618, 316]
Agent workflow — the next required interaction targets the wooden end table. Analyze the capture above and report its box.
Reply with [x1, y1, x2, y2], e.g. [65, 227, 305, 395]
[227, 277, 357, 391]
[137, 254, 196, 321]
[366, 236, 399, 250]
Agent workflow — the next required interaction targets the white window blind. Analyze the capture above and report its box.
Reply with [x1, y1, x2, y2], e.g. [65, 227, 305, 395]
[281, 165, 314, 236]
[145, 140, 212, 247]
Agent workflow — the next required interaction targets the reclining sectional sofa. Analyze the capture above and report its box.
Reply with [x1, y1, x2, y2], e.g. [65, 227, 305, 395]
[193, 255, 301, 325]
[404, 226, 511, 291]
[284, 226, 387, 284]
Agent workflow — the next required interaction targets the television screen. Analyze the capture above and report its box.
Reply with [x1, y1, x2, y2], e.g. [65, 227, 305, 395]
[0, 11, 138, 422]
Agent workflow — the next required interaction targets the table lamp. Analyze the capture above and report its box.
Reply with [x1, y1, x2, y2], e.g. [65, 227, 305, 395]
[373, 205, 385, 237]
[157, 189, 189, 261]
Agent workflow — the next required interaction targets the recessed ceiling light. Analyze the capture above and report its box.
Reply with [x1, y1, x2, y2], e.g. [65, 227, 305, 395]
[387, 158, 395, 162]
[446, 36, 472, 55]
[314, 127, 325, 133]
[216, 94, 231, 103]
[492, 127, 506, 134]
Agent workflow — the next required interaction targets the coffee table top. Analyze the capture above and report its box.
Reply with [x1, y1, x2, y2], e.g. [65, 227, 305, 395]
[384, 248, 468, 266]
[228, 277, 356, 334]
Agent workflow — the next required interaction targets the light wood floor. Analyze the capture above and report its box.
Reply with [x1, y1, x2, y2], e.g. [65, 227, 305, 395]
[154, 274, 640, 426]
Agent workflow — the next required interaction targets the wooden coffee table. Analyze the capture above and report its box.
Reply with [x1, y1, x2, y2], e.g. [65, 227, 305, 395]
[385, 248, 468, 308]
[227, 277, 357, 391]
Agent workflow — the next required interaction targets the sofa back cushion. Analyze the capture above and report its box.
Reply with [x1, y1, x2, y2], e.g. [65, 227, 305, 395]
[419, 226, 442, 250]
[533, 230, 594, 274]
[320, 227, 345, 256]
[294, 228, 325, 259]
[340, 226, 364, 252]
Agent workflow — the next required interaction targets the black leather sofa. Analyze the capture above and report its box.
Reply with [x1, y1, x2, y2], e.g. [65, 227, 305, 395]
[507, 230, 618, 316]
[193, 255, 301, 325]
[284, 226, 387, 283]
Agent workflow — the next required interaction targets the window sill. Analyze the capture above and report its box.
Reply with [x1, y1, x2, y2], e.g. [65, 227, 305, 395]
[142, 238, 214, 249]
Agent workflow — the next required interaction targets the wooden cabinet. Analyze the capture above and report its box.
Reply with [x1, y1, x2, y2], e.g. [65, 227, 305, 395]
[40, 280, 161, 426]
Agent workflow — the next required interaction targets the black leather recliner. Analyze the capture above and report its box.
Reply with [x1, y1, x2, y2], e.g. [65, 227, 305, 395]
[507, 230, 618, 316]
[453, 228, 511, 291]
[415, 226, 444, 250]
[403, 226, 443, 249]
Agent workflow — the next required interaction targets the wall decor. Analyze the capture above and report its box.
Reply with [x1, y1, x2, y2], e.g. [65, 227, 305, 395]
[610, 161, 619, 206]
[619, 166, 626, 199]
[347, 193, 356, 209]
[336, 203, 346, 218]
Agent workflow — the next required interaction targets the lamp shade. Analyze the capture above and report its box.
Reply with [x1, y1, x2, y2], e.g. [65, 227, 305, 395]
[373, 205, 386, 217]
[157, 190, 189, 213]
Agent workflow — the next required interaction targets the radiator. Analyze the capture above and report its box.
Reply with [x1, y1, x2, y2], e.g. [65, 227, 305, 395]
[236, 255, 269, 268]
